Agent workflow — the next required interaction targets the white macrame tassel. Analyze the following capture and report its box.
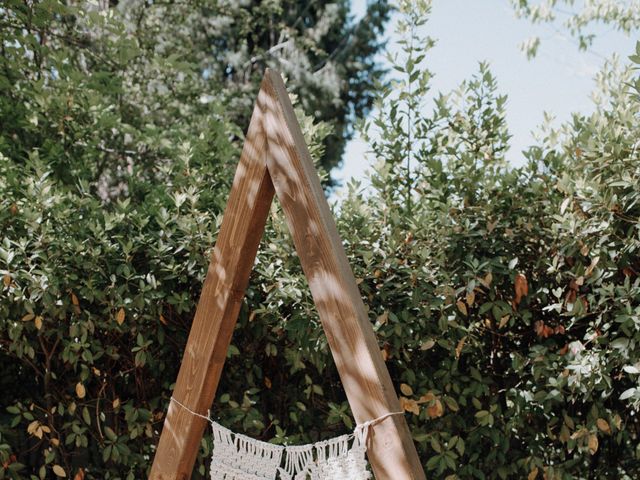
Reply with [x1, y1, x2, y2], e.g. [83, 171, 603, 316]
[209, 422, 284, 480]
[169, 398, 400, 480]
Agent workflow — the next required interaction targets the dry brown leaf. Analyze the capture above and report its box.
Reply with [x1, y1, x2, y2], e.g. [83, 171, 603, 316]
[528, 467, 539, 480]
[380, 346, 389, 362]
[455, 336, 467, 359]
[478, 272, 493, 288]
[499, 315, 510, 329]
[71, 292, 81, 314]
[613, 414, 622, 430]
[588, 433, 599, 455]
[116, 308, 125, 326]
[400, 383, 413, 396]
[417, 392, 435, 404]
[426, 398, 444, 418]
[377, 311, 389, 325]
[466, 291, 475, 306]
[52, 464, 66, 477]
[264, 377, 272, 389]
[399, 397, 420, 415]
[420, 339, 435, 351]
[21, 313, 35, 322]
[74, 468, 85, 480]
[27, 420, 40, 437]
[456, 300, 468, 316]
[3, 274, 11, 287]
[112, 398, 121, 410]
[159, 314, 168, 325]
[514, 273, 529, 306]
[596, 418, 611, 435]
[75, 382, 86, 399]
[35, 316, 43, 330]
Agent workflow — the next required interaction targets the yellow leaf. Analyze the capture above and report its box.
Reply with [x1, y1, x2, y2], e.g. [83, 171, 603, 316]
[116, 308, 125, 325]
[112, 398, 121, 410]
[21, 313, 35, 322]
[35, 316, 43, 330]
[588, 433, 599, 455]
[52, 464, 66, 477]
[75, 382, 86, 399]
[400, 383, 413, 396]
[528, 467, 539, 480]
[27, 420, 40, 435]
[596, 418, 611, 435]
[499, 315, 510, 329]
[456, 300, 467, 316]
[51, 438, 60, 447]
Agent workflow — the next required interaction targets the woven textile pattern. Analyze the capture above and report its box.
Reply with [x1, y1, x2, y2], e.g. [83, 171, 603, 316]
[209, 421, 372, 480]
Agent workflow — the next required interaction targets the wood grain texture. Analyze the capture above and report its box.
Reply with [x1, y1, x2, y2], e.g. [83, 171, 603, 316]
[262, 69, 425, 480]
[149, 75, 275, 479]
[150, 69, 425, 480]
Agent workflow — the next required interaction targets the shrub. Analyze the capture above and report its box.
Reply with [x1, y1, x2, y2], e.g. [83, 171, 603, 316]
[1, 0, 639, 479]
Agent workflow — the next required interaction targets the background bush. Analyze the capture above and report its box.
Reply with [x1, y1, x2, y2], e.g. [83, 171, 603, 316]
[1, 1, 640, 479]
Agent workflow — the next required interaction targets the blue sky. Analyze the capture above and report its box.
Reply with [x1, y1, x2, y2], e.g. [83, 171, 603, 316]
[333, 0, 636, 191]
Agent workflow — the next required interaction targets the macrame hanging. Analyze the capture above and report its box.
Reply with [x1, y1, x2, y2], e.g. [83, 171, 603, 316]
[171, 398, 401, 480]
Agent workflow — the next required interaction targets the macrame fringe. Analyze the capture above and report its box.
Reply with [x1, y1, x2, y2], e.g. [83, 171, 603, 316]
[210, 422, 284, 480]
[209, 421, 371, 480]
[170, 397, 398, 480]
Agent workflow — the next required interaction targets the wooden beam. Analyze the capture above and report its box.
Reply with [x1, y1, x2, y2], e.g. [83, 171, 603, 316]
[150, 69, 425, 480]
[261, 69, 425, 480]
[149, 76, 275, 479]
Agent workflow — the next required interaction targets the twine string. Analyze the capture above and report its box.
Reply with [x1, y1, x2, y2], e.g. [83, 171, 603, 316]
[169, 396, 403, 431]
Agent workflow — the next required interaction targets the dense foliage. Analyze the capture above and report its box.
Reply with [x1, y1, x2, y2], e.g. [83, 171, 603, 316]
[1, 0, 640, 479]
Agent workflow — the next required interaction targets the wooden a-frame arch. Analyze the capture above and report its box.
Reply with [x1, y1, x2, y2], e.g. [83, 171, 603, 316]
[149, 70, 426, 480]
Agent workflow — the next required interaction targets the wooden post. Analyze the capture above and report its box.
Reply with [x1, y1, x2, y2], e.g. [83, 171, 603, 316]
[149, 70, 425, 480]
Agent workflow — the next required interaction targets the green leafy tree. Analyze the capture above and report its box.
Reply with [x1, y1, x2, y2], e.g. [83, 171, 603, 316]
[510, 0, 640, 58]
[181, 0, 391, 181]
